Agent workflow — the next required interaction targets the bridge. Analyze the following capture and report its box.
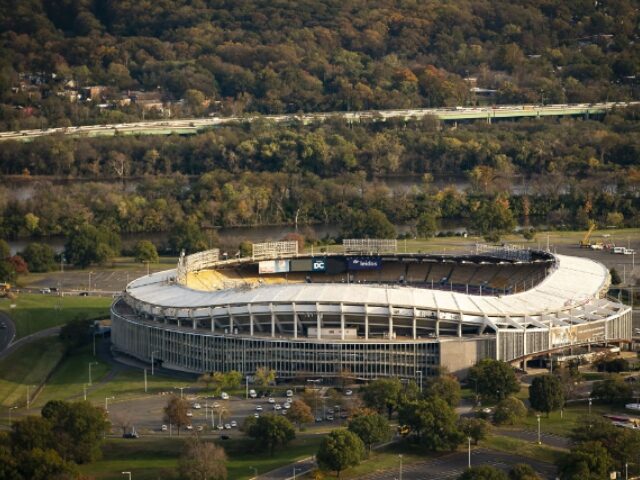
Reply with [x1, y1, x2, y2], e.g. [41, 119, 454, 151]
[1, 101, 637, 142]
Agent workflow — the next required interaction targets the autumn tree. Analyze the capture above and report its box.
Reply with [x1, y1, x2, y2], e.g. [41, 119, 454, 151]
[164, 396, 190, 435]
[287, 400, 314, 430]
[178, 438, 227, 480]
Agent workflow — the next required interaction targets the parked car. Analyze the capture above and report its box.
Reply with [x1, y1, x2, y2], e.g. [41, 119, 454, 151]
[231, 420, 237, 427]
[286, 390, 293, 397]
[221, 392, 229, 400]
[345, 389, 353, 396]
[192, 402, 201, 409]
[161, 425, 167, 432]
[186, 411, 193, 417]
[268, 397, 275, 403]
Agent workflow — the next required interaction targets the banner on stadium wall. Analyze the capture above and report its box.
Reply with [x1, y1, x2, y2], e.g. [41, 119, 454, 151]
[259, 260, 290, 274]
[311, 257, 327, 272]
[347, 256, 382, 270]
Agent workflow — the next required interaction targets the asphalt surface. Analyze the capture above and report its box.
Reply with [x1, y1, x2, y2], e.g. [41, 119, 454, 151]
[0, 311, 15, 354]
[495, 428, 569, 449]
[356, 448, 557, 480]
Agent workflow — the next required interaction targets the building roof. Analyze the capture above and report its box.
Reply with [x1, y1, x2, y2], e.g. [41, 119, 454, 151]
[125, 254, 609, 320]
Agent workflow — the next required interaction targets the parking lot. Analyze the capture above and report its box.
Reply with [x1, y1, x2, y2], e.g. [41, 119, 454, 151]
[106, 387, 356, 439]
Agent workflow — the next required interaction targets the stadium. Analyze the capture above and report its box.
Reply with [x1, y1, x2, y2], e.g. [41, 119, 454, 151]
[111, 240, 632, 380]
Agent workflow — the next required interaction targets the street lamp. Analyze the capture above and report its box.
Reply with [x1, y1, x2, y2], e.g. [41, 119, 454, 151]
[105, 396, 115, 412]
[121, 472, 131, 480]
[8, 406, 17, 427]
[399, 454, 403, 480]
[174, 386, 185, 398]
[536, 414, 541, 445]
[151, 350, 159, 376]
[89, 362, 98, 386]
[468, 437, 472, 468]
[588, 397, 592, 416]
[83, 384, 88, 401]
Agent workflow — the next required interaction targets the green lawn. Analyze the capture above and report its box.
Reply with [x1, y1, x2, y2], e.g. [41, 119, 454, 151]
[79, 434, 323, 480]
[0, 337, 65, 412]
[0, 293, 112, 338]
[482, 434, 563, 464]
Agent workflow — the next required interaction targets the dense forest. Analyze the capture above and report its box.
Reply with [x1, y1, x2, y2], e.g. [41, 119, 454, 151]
[0, 0, 639, 129]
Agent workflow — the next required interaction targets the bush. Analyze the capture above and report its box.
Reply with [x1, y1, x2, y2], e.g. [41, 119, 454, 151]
[493, 397, 527, 426]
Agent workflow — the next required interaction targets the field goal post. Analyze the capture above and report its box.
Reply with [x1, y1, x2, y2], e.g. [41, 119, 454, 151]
[343, 239, 397, 255]
[252, 241, 299, 260]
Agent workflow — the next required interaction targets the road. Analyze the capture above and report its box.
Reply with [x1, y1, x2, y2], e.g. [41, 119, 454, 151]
[1, 102, 637, 142]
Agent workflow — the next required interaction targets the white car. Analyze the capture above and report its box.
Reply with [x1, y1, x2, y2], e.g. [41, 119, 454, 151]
[345, 390, 353, 396]
[286, 390, 293, 397]
[161, 424, 167, 431]
[268, 397, 275, 404]
[221, 392, 229, 400]
[284, 403, 291, 409]
[224, 424, 231, 429]
[186, 425, 193, 430]
[217, 424, 224, 430]
[186, 411, 193, 417]
[193, 403, 202, 409]
[254, 413, 260, 418]
[274, 404, 282, 410]
[231, 420, 237, 427]
[256, 405, 263, 411]
[249, 389, 257, 398]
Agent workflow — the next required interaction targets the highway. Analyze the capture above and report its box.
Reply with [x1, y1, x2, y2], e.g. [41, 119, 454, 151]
[0, 102, 637, 142]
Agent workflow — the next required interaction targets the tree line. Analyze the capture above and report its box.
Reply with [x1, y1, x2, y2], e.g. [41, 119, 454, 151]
[1, 0, 639, 130]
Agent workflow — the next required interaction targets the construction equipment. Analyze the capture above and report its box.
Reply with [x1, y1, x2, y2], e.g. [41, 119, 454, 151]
[579, 223, 596, 248]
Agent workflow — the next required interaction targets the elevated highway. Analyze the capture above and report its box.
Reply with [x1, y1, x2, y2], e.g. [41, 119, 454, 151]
[1, 101, 637, 142]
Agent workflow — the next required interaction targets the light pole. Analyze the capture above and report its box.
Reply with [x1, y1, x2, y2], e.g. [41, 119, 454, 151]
[588, 397, 592, 416]
[83, 384, 88, 401]
[399, 454, 403, 480]
[26, 385, 35, 409]
[174, 386, 185, 398]
[468, 437, 472, 468]
[536, 414, 541, 444]
[416, 370, 423, 393]
[151, 350, 159, 376]
[246, 375, 249, 399]
[8, 406, 17, 427]
[105, 396, 115, 412]
[293, 467, 302, 479]
[625, 462, 628, 480]
[89, 362, 98, 386]
[122, 472, 131, 480]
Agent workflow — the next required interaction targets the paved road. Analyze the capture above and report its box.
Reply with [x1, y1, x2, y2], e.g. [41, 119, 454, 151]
[1, 102, 636, 142]
[0, 311, 15, 355]
[357, 448, 557, 480]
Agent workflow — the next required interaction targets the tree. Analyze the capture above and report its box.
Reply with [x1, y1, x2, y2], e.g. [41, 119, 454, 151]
[529, 375, 564, 416]
[508, 464, 542, 480]
[591, 375, 632, 404]
[178, 438, 227, 480]
[59, 317, 93, 352]
[20, 243, 56, 272]
[458, 465, 508, 480]
[223, 370, 243, 389]
[133, 240, 159, 264]
[254, 367, 276, 388]
[468, 359, 520, 403]
[341, 209, 396, 239]
[595, 357, 629, 373]
[10, 416, 54, 452]
[168, 219, 208, 254]
[287, 400, 314, 430]
[361, 378, 402, 418]
[16, 447, 78, 480]
[164, 396, 190, 435]
[416, 210, 438, 238]
[457, 417, 490, 445]
[40, 400, 109, 463]
[424, 374, 461, 407]
[557, 441, 613, 480]
[609, 268, 622, 285]
[64, 224, 120, 268]
[398, 397, 462, 451]
[247, 414, 295, 456]
[316, 429, 365, 478]
[493, 396, 527, 426]
[347, 412, 391, 453]
[471, 196, 516, 241]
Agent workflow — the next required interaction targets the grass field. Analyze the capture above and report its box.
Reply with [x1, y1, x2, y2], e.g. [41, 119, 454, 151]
[79, 435, 323, 480]
[0, 293, 112, 338]
[0, 337, 65, 412]
[482, 434, 563, 464]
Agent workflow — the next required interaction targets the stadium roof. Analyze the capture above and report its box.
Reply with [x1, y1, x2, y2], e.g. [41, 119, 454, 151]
[125, 254, 610, 319]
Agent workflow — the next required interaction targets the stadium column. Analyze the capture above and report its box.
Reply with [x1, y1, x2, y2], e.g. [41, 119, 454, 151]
[364, 304, 369, 340]
[269, 303, 276, 338]
[412, 307, 417, 340]
[388, 305, 394, 339]
[227, 305, 234, 334]
[316, 303, 322, 340]
[340, 303, 345, 340]
[292, 302, 298, 339]
[248, 304, 254, 336]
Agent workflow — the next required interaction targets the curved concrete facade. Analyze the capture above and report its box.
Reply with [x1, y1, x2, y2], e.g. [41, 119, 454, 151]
[111, 250, 632, 379]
